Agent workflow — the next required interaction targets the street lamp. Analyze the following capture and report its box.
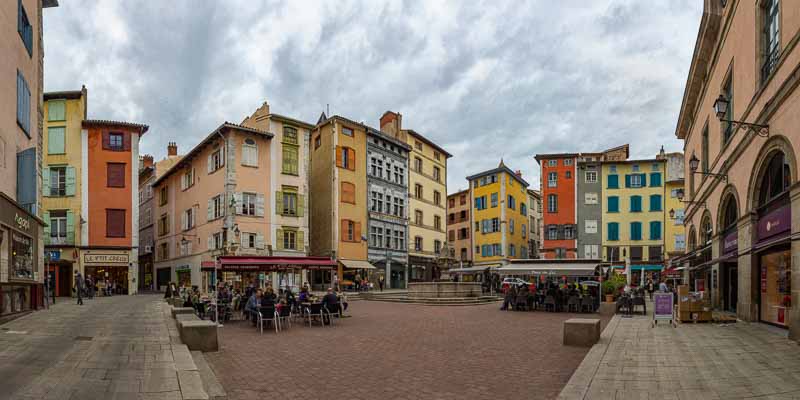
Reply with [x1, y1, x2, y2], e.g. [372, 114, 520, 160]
[688, 153, 727, 182]
[713, 95, 769, 137]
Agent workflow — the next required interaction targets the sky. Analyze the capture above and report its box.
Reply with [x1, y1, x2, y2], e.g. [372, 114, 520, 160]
[43, 0, 702, 192]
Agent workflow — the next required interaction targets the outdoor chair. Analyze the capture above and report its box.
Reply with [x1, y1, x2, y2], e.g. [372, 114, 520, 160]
[581, 296, 595, 313]
[567, 296, 581, 313]
[544, 295, 556, 312]
[514, 295, 528, 311]
[616, 296, 632, 315]
[258, 306, 279, 334]
[631, 296, 646, 315]
[323, 304, 340, 326]
[277, 305, 292, 331]
[305, 303, 325, 327]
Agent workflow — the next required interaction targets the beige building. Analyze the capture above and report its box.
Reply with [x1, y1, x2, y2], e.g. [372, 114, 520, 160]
[447, 189, 472, 265]
[674, 0, 800, 335]
[380, 111, 451, 281]
[1, 0, 57, 318]
[527, 189, 542, 259]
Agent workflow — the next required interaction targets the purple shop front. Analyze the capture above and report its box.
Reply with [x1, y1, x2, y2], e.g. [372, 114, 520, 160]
[757, 204, 791, 242]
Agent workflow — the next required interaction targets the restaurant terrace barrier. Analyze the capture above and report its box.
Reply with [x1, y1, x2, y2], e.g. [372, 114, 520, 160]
[563, 318, 601, 347]
[171, 307, 195, 318]
[408, 282, 482, 298]
[170, 306, 219, 352]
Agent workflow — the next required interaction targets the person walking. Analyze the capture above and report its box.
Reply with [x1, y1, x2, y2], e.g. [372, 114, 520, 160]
[646, 279, 655, 301]
[75, 271, 84, 305]
[378, 275, 385, 291]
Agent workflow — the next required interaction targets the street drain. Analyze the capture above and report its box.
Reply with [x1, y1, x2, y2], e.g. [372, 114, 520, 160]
[74, 336, 93, 341]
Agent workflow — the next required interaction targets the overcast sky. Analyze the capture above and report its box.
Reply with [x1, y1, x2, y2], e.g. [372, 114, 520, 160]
[43, 1, 701, 192]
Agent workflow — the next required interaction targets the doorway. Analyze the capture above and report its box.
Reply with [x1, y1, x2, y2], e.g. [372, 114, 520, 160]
[727, 265, 738, 313]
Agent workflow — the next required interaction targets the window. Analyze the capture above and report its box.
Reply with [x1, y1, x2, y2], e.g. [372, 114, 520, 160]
[209, 148, 224, 173]
[433, 166, 441, 182]
[371, 191, 383, 212]
[507, 195, 516, 210]
[283, 126, 298, 144]
[630, 222, 642, 241]
[509, 244, 516, 257]
[673, 209, 685, 225]
[337, 146, 355, 170]
[48, 210, 67, 243]
[630, 195, 642, 212]
[547, 225, 558, 240]
[158, 214, 169, 236]
[565, 171, 572, 179]
[342, 219, 358, 242]
[520, 202, 527, 215]
[160, 186, 169, 206]
[449, 198, 455, 208]
[585, 171, 597, 183]
[648, 246, 663, 261]
[607, 174, 619, 189]
[159, 243, 169, 260]
[283, 229, 297, 250]
[606, 246, 620, 262]
[106, 163, 126, 188]
[210, 194, 225, 219]
[757, 151, 790, 206]
[342, 127, 353, 137]
[434, 215, 441, 230]
[282, 144, 299, 175]
[584, 245, 599, 259]
[547, 160, 557, 167]
[649, 195, 662, 211]
[434, 191, 441, 206]
[48, 127, 65, 154]
[475, 195, 487, 210]
[434, 151, 440, 160]
[49, 167, 66, 196]
[394, 197, 405, 217]
[449, 230, 455, 242]
[675, 234, 686, 250]
[415, 210, 423, 225]
[761, 0, 780, 83]
[607, 223, 619, 241]
[547, 194, 557, 213]
[584, 192, 598, 205]
[415, 141, 423, 151]
[607, 196, 619, 212]
[108, 133, 124, 151]
[649, 172, 662, 187]
[522, 224, 526, 238]
[564, 226, 574, 239]
[18, 0, 33, 56]
[564, 159, 573, 166]
[242, 138, 258, 167]
[434, 240, 442, 254]
[547, 172, 557, 187]
[585, 220, 598, 234]
[649, 221, 662, 240]
[241, 192, 257, 216]
[314, 135, 321, 149]
[554, 248, 566, 259]
[415, 184, 423, 199]
[629, 174, 643, 188]
[183, 208, 195, 231]
[240, 232, 256, 249]
[414, 157, 423, 172]
[181, 168, 194, 190]
[609, 165, 617, 173]
[630, 246, 643, 262]
[491, 192, 498, 208]
[414, 236, 423, 251]
[632, 165, 640, 172]
[341, 182, 355, 204]
[509, 219, 515, 234]
[106, 209, 126, 238]
[16, 71, 31, 136]
[394, 166, 404, 185]
[211, 232, 224, 250]
[702, 125, 709, 173]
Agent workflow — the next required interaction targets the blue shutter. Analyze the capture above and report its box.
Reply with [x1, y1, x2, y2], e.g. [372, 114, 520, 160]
[66, 167, 76, 196]
[608, 223, 618, 241]
[640, 174, 647, 187]
[650, 173, 661, 187]
[66, 211, 75, 244]
[631, 196, 642, 212]
[631, 222, 642, 241]
[624, 175, 631, 188]
[16, 148, 36, 212]
[607, 175, 618, 189]
[650, 195, 662, 211]
[608, 196, 619, 212]
[650, 221, 661, 240]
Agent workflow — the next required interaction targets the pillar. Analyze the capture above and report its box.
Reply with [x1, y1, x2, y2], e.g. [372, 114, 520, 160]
[710, 235, 721, 310]
[737, 213, 759, 322]
[788, 186, 800, 340]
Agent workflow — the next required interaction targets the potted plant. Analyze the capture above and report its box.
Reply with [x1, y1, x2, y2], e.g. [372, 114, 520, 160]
[602, 280, 616, 303]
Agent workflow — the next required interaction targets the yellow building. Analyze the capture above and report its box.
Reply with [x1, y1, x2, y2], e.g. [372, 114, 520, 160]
[601, 157, 667, 280]
[42, 87, 87, 296]
[380, 111, 450, 281]
[663, 152, 685, 261]
[467, 161, 530, 266]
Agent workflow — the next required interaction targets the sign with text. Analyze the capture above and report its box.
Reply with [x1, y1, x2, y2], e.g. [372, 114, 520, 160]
[84, 253, 129, 264]
[653, 292, 674, 325]
[722, 231, 738, 255]
[757, 204, 791, 241]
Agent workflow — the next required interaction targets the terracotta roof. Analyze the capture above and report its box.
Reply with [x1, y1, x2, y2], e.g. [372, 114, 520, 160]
[404, 129, 452, 158]
[534, 153, 578, 163]
[44, 90, 82, 100]
[466, 163, 529, 187]
[82, 119, 149, 134]
[447, 188, 470, 197]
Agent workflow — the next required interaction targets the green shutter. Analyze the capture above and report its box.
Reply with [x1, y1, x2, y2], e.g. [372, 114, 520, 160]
[607, 175, 618, 189]
[624, 175, 631, 188]
[275, 191, 283, 215]
[48, 100, 65, 121]
[48, 127, 65, 154]
[66, 167, 76, 196]
[640, 174, 647, 186]
[42, 167, 50, 197]
[297, 194, 305, 217]
[43, 211, 50, 245]
[66, 211, 75, 244]
[276, 229, 284, 250]
[650, 173, 661, 187]
[296, 230, 304, 251]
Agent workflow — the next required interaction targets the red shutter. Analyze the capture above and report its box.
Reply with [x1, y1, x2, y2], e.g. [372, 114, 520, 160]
[340, 219, 348, 241]
[335, 146, 343, 168]
[106, 209, 126, 237]
[348, 148, 356, 171]
[102, 131, 110, 150]
[354, 221, 361, 242]
[107, 163, 126, 187]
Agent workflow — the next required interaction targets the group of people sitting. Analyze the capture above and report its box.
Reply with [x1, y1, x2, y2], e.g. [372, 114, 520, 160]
[501, 282, 597, 312]
[243, 284, 347, 326]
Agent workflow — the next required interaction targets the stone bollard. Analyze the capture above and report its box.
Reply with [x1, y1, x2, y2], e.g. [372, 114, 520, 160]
[563, 318, 601, 347]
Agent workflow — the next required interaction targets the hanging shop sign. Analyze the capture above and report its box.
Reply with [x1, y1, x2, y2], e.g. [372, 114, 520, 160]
[758, 204, 791, 241]
[84, 253, 129, 264]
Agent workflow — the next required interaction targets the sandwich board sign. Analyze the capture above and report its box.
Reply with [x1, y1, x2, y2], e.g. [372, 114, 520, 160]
[653, 292, 676, 327]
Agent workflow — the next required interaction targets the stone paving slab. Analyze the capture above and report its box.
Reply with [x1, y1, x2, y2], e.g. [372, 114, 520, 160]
[559, 312, 800, 400]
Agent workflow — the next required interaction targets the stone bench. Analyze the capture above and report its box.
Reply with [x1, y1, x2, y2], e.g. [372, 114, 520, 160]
[563, 318, 601, 347]
[171, 307, 196, 318]
[179, 320, 218, 352]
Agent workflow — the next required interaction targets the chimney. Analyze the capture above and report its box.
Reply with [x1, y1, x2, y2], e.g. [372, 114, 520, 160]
[380, 111, 402, 136]
[167, 142, 178, 156]
[142, 154, 154, 168]
[657, 145, 666, 160]
[515, 170, 522, 178]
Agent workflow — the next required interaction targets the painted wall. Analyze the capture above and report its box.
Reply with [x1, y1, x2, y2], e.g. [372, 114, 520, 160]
[576, 161, 602, 258]
[447, 190, 472, 262]
[471, 170, 529, 263]
[540, 156, 577, 258]
[309, 123, 334, 257]
[335, 120, 368, 261]
[406, 132, 448, 259]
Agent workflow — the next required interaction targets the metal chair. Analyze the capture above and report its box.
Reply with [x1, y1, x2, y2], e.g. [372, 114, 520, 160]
[515, 295, 528, 311]
[305, 303, 325, 327]
[567, 296, 581, 313]
[258, 306, 278, 334]
[631, 296, 646, 315]
[277, 305, 292, 331]
[581, 296, 595, 313]
[323, 303, 340, 326]
[544, 295, 556, 312]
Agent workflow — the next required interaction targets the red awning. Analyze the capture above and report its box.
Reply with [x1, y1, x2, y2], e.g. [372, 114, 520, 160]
[201, 256, 337, 272]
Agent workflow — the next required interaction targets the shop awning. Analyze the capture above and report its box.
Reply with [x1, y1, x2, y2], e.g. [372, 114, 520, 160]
[611, 264, 663, 271]
[498, 263, 598, 277]
[449, 265, 499, 273]
[201, 256, 337, 271]
[339, 259, 377, 270]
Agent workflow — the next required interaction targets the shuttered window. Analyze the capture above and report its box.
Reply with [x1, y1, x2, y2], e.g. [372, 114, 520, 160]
[282, 144, 299, 175]
[607, 223, 619, 241]
[16, 70, 31, 137]
[106, 209, 126, 238]
[341, 182, 356, 204]
[48, 127, 66, 154]
[107, 163, 126, 187]
[341, 219, 360, 242]
[48, 100, 66, 121]
[336, 146, 356, 170]
[630, 222, 642, 241]
[242, 138, 258, 167]
[103, 132, 127, 151]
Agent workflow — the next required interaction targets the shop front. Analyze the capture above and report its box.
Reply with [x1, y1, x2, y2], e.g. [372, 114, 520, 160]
[755, 203, 791, 327]
[719, 230, 738, 313]
[0, 194, 44, 318]
[81, 250, 134, 295]
[46, 248, 77, 298]
[201, 256, 337, 293]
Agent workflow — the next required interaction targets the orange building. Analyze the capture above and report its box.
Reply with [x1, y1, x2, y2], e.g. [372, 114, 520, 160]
[80, 120, 148, 294]
[535, 153, 578, 259]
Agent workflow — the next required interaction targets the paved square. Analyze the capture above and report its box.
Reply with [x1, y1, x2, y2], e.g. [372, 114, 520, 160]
[205, 301, 610, 400]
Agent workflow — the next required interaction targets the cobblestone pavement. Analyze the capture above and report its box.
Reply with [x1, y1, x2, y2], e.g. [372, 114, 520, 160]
[559, 314, 800, 400]
[0, 294, 218, 400]
[205, 301, 610, 400]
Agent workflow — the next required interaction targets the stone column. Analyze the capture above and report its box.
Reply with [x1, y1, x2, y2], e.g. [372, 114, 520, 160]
[737, 213, 759, 322]
[711, 235, 721, 309]
[789, 187, 800, 340]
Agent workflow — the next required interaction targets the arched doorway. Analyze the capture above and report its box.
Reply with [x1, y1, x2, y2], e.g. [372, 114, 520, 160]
[752, 149, 793, 327]
[691, 212, 714, 292]
[718, 191, 739, 313]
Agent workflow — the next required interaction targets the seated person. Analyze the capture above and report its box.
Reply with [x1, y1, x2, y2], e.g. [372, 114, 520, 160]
[261, 288, 277, 308]
[322, 288, 341, 318]
[245, 289, 263, 325]
[298, 287, 310, 302]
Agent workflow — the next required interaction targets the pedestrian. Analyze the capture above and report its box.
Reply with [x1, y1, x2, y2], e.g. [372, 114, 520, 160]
[501, 285, 517, 311]
[75, 271, 84, 305]
[659, 279, 669, 293]
[332, 273, 339, 292]
[646, 279, 655, 300]
[378, 275, 385, 291]
[354, 273, 362, 292]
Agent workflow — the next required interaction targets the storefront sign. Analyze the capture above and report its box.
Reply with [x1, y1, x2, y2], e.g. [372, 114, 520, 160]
[84, 253, 129, 264]
[175, 265, 191, 273]
[46, 250, 60, 261]
[14, 213, 30, 231]
[723, 231, 738, 255]
[758, 204, 791, 241]
[653, 292, 674, 325]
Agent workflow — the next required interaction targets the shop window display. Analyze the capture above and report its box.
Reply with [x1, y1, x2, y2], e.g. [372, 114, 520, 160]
[11, 232, 34, 279]
[760, 249, 791, 326]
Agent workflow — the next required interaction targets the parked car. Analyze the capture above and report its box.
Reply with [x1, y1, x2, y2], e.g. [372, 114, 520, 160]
[502, 277, 535, 292]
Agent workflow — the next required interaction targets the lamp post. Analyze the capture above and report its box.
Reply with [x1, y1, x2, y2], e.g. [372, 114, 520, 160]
[689, 153, 728, 182]
[713, 95, 769, 137]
